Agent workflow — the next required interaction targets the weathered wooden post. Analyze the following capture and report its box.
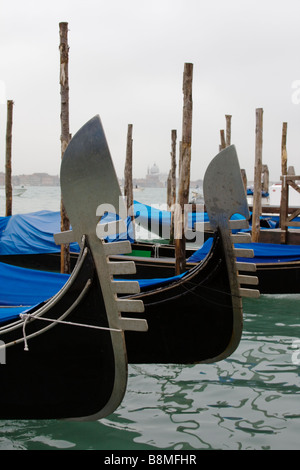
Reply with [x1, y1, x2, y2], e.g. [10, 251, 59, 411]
[251, 108, 263, 243]
[281, 122, 288, 176]
[225, 114, 232, 147]
[262, 164, 269, 193]
[167, 171, 171, 208]
[124, 123, 135, 238]
[124, 124, 133, 209]
[170, 130, 177, 207]
[219, 129, 226, 150]
[241, 169, 247, 193]
[59, 22, 71, 273]
[5, 100, 13, 216]
[280, 122, 288, 242]
[175, 63, 193, 274]
[169, 129, 177, 243]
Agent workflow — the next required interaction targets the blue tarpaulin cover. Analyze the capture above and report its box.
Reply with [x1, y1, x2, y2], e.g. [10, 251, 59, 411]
[0, 306, 38, 324]
[0, 210, 80, 255]
[133, 201, 249, 235]
[187, 237, 300, 264]
[0, 205, 291, 257]
[134, 200, 212, 229]
[0, 260, 186, 324]
[0, 261, 69, 306]
[0, 210, 134, 255]
[0, 261, 69, 323]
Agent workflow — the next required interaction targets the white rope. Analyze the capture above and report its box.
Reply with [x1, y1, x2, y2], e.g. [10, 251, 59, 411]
[3, 279, 102, 350]
[154, 243, 161, 258]
[20, 313, 122, 352]
[22, 315, 30, 352]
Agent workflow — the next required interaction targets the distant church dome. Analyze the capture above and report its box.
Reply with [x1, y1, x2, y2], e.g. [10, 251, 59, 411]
[149, 163, 159, 175]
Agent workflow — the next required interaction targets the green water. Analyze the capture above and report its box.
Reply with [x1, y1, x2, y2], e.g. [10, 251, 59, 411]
[0, 294, 299, 450]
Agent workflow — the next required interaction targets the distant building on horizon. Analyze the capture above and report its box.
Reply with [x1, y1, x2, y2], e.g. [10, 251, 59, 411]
[145, 163, 163, 187]
[0, 172, 60, 186]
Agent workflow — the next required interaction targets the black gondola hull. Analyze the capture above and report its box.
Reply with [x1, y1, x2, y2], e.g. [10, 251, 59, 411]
[124, 234, 240, 364]
[0, 250, 120, 420]
[0, 234, 241, 419]
[1, 241, 299, 294]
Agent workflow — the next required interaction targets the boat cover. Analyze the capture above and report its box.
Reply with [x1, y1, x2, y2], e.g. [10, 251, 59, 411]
[0, 210, 134, 255]
[0, 261, 186, 324]
[0, 205, 298, 257]
[133, 201, 245, 231]
[0, 205, 213, 256]
[0, 211, 80, 255]
[134, 201, 300, 231]
[0, 261, 69, 306]
[188, 237, 300, 264]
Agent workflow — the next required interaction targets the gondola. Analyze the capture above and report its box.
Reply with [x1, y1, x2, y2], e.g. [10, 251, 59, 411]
[0, 116, 149, 421]
[2, 202, 300, 294]
[0, 116, 258, 420]
[112, 239, 300, 294]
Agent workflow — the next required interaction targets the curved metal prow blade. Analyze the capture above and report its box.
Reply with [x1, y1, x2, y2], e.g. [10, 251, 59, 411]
[203, 144, 259, 302]
[203, 145, 250, 230]
[60, 115, 147, 333]
[60, 115, 126, 242]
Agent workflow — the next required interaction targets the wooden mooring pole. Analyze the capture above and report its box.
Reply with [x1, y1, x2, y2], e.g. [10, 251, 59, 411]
[175, 63, 193, 275]
[281, 122, 288, 177]
[169, 129, 177, 244]
[280, 122, 288, 243]
[262, 164, 269, 193]
[124, 124, 135, 238]
[219, 114, 232, 151]
[251, 108, 263, 243]
[59, 22, 71, 274]
[241, 169, 247, 194]
[219, 129, 226, 150]
[225, 114, 232, 147]
[5, 100, 13, 217]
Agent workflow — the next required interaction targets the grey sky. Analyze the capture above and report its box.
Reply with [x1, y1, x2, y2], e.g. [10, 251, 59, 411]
[0, 0, 300, 182]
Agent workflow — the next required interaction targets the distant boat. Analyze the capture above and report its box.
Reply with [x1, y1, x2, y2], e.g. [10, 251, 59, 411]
[268, 182, 300, 207]
[13, 187, 27, 197]
[247, 182, 300, 208]
[0, 187, 27, 197]
[189, 185, 204, 204]
[246, 186, 269, 198]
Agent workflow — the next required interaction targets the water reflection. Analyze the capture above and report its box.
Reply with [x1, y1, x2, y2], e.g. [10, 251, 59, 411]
[102, 295, 300, 450]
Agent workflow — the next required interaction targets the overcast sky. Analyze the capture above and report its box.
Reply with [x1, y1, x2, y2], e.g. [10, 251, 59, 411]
[1, 0, 300, 182]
